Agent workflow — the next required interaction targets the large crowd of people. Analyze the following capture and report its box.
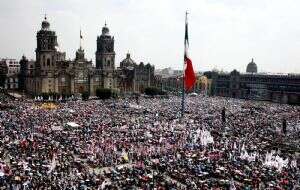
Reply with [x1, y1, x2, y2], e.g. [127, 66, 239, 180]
[0, 93, 299, 189]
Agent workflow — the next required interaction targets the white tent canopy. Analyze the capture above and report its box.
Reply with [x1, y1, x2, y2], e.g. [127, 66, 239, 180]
[190, 92, 198, 97]
[67, 122, 80, 127]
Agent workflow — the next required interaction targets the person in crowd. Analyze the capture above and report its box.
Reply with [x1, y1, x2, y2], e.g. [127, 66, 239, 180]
[0, 92, 299, 189]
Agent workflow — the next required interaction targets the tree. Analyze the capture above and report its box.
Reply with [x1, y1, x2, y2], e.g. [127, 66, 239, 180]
[96, 88, 113, 99]
[82, 91, 90, 101]
[144, 87, 166, 96]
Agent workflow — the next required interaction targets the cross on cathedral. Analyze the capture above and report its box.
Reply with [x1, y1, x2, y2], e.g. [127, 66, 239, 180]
[80, 28, 83, 50]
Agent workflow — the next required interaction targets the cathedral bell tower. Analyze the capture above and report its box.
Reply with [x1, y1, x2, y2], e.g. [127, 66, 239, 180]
[95, 23, 115, 70]
[35, 15, 58, 74]
[35, 15, 59, 94]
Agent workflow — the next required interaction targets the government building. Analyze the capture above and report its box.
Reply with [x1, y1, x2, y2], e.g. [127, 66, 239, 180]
[18, 16, 155, 96]
[204, 59, 300, 105]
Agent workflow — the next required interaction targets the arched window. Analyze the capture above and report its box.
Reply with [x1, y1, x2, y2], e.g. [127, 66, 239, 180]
[43, 56, 46, 67]
[52, 56, 55, 66]
[47, 58, 50, 66]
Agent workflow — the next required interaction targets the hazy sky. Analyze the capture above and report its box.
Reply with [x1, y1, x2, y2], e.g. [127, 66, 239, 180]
[0, 0, 300, 73]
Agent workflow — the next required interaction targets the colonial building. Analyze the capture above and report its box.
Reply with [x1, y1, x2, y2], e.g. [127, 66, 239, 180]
[19, 56, 34, 91]
[95, 23, 117, 89]
[0, 60, 8, 88]
[0, 58, 20, 90]
[204, 68, 300, 105]
[156, 74, 207, 94]
[23, 16, 67, 94]
[118, 53, 155, 93]
[21, 16, 155, 96]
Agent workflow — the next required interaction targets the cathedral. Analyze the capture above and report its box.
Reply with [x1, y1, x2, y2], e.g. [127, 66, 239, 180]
[20, 16, 155, 96]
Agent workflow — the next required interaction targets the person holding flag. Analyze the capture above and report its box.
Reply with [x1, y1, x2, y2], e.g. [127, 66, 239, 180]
[181, 11, 196, 118]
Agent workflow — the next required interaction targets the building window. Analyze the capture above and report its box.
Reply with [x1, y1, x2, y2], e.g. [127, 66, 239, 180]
[43, 56, 46, 67]
[47, 58, 50, 66]
[52, 56, 55, 66]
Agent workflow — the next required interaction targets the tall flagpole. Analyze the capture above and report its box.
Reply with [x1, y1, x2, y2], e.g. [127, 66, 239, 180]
[181, 11, 188, 119]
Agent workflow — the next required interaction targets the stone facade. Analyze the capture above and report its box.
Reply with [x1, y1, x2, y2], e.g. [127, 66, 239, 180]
[0, 58, 20, 90]
[0, 60, 8, 88]
[4, 76, 19, 90]
[204, 70, 300, 105]
[117, 53, 155, 93]
[156, 74, 207, 94]
[21, 17, 155, 96]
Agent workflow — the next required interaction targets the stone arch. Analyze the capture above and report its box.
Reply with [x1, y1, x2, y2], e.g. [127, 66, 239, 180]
[47, 58, 51, 67]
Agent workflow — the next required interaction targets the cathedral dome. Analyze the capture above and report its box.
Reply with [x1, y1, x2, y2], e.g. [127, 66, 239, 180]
[41, 16, 50, 30]
[120, 53, 136, 68]
[246, 58, 257, 73]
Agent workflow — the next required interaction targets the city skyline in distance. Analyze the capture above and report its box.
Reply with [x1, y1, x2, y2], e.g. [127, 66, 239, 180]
[0, 0, 300, 73]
